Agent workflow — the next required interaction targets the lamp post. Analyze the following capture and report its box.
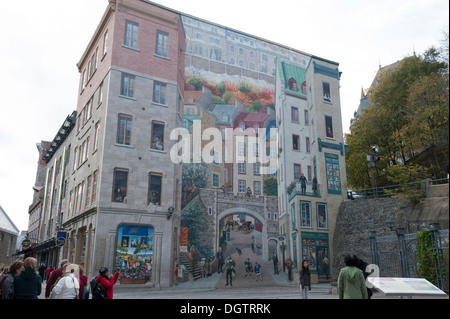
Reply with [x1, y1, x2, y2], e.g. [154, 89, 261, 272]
[367, 146, 380, 197]
[167, 206, 175, 220]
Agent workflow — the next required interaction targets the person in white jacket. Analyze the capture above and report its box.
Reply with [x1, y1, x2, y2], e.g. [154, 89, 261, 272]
[50, 263, 80, 299]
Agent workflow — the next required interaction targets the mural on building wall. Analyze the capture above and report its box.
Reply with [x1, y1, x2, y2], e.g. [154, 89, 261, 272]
[179, 15, 311, 260]
[115, 225, 154, 281]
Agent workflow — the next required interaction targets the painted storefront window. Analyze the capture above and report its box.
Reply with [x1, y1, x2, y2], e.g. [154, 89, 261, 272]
[301, 232, 329, 276]
[116, 225, 154, 282]
[325, 153, 341, 194]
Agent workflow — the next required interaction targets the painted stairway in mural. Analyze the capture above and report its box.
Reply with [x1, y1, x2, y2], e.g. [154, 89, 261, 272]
[179, 251, 203, 280]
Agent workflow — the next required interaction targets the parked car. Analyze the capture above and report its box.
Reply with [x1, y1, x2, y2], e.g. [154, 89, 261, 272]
[347, 189, 367, 200]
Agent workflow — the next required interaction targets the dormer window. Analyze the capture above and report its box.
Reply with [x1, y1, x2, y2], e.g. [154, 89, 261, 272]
[288, 78, 298, 92]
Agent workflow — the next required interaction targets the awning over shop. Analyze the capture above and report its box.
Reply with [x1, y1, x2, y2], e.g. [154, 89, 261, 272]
[31, 237, 57, 254]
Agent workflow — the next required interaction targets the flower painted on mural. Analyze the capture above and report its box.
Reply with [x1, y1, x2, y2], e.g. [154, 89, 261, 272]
[184, 72, 275, 108]
[287, 181, 296, 195]
[119, 264, 150, 280]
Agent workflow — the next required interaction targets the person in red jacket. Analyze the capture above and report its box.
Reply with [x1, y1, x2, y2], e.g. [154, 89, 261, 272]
[96, 267, 119, 299]
[45, 259, 68, 298]
[77, 265, 89, 299]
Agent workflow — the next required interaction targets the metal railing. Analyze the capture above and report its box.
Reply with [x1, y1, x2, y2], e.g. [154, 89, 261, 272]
[352, 178, 448, 199]
[369, 226, 449, 293]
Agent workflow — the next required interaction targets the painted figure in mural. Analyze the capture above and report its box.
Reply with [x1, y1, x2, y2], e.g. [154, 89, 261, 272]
[312, 177, 318, 195]
[216, 248, 224, 274]
[285, 257, 293, 281]
[114, 187, 124, 202]
[250, 235, 257, 254]
[244, 258, 252, 278]
[190, 245, 197, 263]
[149, 191, 160, 205]
[173, 257, 179, 285]
[322, 255, 329, 279]
[272, 251, 279, 275]
[152, 136, 164, 150]
[225, 256, 235, 287]
[246, 187, 252, 197]
[299, 173, 307, 194]
[254, 262, 262, 281]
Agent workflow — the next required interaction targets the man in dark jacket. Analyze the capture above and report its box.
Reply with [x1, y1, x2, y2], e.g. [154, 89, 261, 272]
[45, 259, 68, 299]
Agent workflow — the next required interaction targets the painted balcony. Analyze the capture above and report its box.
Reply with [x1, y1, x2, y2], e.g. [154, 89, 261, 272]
[288, 181, 321, 202]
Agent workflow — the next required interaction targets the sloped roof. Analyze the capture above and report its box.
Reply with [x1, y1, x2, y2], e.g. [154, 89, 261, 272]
[278, 59, 307, 98]
[0, 205, 20, 235]
[244, 111, 269, 123]
[184, 91, 203, 105]
[210, 104, 236, 125]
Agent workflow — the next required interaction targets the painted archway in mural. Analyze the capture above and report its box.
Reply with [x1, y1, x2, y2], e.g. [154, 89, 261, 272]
[217, 206, 269, 260]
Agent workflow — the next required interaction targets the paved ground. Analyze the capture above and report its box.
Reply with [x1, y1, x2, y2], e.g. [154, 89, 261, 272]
[38, 230, 449, 300]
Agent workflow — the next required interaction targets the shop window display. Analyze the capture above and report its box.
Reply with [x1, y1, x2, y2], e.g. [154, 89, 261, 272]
[116, 225, 154, 282]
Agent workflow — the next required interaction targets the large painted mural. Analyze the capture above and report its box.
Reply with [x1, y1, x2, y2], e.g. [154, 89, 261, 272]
[179, 15, 311, 255]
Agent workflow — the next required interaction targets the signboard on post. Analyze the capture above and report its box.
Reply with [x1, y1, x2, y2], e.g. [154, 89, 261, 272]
[56, 231, 68, 247]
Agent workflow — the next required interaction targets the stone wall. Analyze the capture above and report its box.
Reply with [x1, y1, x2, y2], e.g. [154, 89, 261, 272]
[332, 183, 449, 280]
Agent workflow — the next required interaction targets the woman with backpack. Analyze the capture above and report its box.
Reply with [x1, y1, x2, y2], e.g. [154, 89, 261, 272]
[93, 267, 119, 299]
[1, 260, 24, 299]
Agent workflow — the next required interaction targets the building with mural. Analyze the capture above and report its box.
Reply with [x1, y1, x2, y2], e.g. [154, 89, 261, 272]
[25, 0, 347, 287]
[276, 57, 347, 282]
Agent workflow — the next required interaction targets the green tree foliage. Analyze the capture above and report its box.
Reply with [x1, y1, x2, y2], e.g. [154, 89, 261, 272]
[181, 201, 206, 246]
[346, 41, 449, 189]
[186, 76, 203, 91]
[416, 230, 437, 286]
[263, 177, 278, 196]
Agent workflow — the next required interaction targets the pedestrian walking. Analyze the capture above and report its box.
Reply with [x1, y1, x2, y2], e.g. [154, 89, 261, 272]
[45, 259, 68, 298]
[45, 265, 53, 282]
[216, 248, 224, 274]
[13, 257, 42, 299]
[95, 267, 120, 299]
[38, 263, 46, 282]
[50, 263, 80, 299]
[78, 265, 89, 299]
[1, 260, 24, 299]
[298, 259, 311, 299]
[337, 254, 368, 299]
[356, 257, 373, 299]
[272, 251, 279, 274]
[254, 262, 262, 281]
[225, 256, 235, 287]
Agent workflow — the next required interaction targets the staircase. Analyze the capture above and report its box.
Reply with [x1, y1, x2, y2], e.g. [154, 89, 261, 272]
[179, 252, 203, 280]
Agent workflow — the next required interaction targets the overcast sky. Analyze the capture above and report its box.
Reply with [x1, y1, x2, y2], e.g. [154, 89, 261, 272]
[0, 0, 448, 231]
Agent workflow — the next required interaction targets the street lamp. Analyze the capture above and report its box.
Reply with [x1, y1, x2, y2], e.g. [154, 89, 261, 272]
[386, 219, 395, 231]
[167, 206, 175, 220]
[367, 146, 380, 197]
